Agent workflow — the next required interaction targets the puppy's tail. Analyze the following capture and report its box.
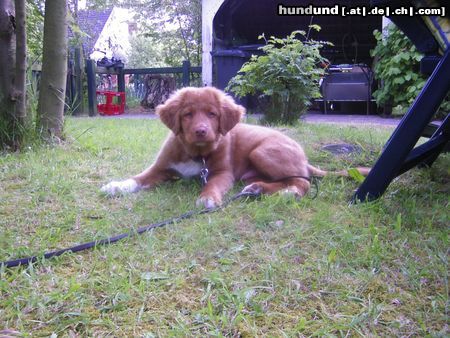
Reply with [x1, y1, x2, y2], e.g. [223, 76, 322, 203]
[307, 164, 371, 178]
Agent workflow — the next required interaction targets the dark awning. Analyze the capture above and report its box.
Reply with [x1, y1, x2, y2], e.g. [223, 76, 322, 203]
[213, 0, 382, 65]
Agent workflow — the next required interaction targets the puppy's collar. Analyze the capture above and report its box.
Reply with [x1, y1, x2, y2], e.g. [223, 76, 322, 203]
[192, 156, 209, 186]
[192, 155, 206, 163]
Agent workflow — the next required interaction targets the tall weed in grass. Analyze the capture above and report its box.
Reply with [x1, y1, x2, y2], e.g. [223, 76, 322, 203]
[1, 71, 43, 151]
[1, 70, 82, 152]
[22, 70, 43, 146]
[0, 118, 448, 336]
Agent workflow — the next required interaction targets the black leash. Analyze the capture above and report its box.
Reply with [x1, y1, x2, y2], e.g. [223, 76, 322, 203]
[0, 191, 260, 269]
[1, 168, 320, 269]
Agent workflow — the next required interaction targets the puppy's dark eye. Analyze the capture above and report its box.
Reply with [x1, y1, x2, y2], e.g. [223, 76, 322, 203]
[207, 112, 217, 118]
[184, 112, 193, 118]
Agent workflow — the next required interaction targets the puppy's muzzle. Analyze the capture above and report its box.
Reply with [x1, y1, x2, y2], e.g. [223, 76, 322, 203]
[195, 125, 208, 138]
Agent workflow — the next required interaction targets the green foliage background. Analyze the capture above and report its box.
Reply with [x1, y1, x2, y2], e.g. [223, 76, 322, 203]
[25, 1, 44, 67]
[371, 24, 449, 118]
[86, 0, 202, 67]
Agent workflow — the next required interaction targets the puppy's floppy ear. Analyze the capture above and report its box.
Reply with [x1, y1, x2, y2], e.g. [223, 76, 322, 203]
[156, 91, 182, 134]
[219, 92, 245, 135]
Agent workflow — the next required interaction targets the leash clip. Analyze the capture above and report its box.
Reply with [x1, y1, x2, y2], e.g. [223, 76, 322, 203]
[200, 158, 209, 186]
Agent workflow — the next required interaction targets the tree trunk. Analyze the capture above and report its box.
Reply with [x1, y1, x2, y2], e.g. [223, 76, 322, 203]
[37, 0, 68, 141]
[71, 1, 83, 115]
[14, 0, 26, 120]
[0, 0, 17, 149]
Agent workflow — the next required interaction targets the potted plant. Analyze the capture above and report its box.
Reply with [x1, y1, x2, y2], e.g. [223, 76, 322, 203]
[227, 27, 331, 125]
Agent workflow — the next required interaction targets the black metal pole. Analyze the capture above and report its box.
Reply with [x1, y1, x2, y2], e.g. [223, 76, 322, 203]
[182, 60, 190, 87]
[86, 59, 97, 116]
[353, 50, 450, 202]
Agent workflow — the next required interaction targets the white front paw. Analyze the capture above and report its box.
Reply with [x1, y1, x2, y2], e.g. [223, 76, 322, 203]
[196, 196, 218, 209]
[101, 179, 140, 196]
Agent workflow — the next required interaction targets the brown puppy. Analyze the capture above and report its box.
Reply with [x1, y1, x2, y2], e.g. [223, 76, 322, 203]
[101, 87, 368, 208]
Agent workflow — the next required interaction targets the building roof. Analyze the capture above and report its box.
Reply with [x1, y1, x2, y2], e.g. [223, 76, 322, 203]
[76, 8, 113, 57]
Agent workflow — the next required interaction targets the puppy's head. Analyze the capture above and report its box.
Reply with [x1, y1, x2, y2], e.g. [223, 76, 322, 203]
[156, 87, 245, 146]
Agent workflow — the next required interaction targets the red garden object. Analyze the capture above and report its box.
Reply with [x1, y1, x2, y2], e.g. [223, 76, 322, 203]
[96, 90, 126, 115]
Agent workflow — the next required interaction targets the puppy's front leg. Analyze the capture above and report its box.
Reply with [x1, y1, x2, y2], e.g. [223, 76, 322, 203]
[101, 134, 178, 196]
[101, 164, 171, 196]
[196, 171, 234, 209]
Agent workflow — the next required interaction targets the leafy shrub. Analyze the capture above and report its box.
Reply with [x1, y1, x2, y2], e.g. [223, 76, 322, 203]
[371, 24, 449, 118]
[227, 27, 330, 125]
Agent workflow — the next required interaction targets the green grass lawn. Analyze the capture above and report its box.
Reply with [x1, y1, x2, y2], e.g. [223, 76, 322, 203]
[0, 117, 448, 337]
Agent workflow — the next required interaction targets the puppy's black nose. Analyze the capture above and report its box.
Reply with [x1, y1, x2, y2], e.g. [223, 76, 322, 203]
[195, 128, 207, 137]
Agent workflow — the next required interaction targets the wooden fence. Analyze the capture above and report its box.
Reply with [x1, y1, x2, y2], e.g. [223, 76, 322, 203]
[85, 60, 202, 116]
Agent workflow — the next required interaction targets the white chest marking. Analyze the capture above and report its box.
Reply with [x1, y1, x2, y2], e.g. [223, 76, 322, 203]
[169, 160, 203, 178]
